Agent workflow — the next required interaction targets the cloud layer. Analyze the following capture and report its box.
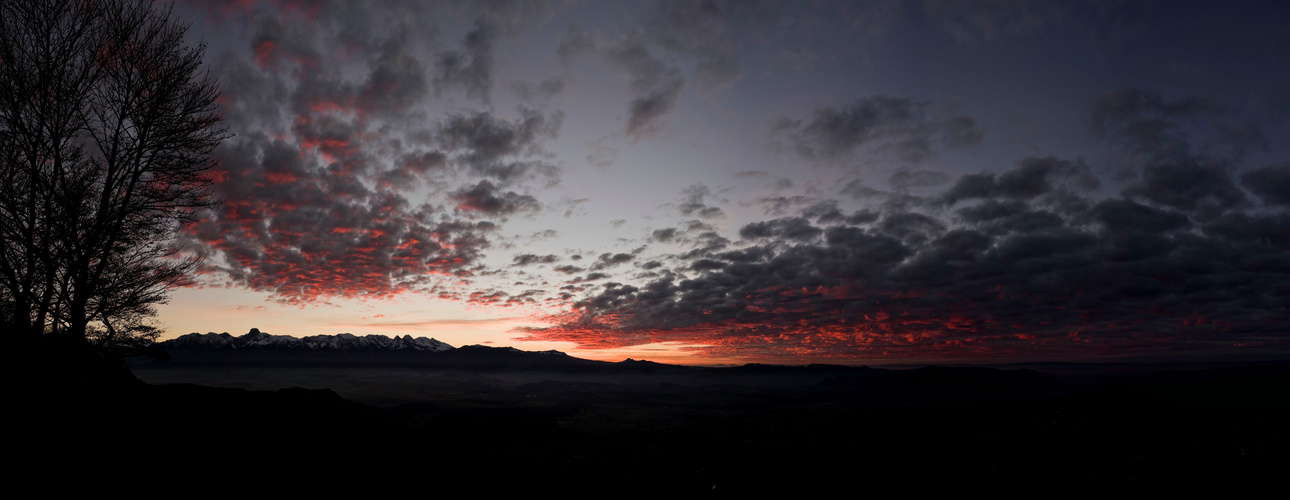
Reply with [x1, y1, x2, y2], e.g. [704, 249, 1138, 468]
[520, 88, 1290, 362]
[167, 2, 1290, 364]
[184, 1, 560, 303]
[777, 96, 985, 163]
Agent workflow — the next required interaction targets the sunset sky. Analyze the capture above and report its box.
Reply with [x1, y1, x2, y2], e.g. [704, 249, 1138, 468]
[155, 0, 1290, 365]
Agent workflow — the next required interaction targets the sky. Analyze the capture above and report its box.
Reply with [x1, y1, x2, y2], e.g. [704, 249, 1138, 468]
[155, 0, 1290, 366]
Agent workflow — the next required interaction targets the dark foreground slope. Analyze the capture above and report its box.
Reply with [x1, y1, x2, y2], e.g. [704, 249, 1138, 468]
[16, 344, 1289, 494]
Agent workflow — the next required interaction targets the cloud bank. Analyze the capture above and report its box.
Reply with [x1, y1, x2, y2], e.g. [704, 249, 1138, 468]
[520, 88, 1290, 363]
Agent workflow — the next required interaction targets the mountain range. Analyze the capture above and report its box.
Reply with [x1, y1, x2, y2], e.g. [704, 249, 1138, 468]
[163, 328, 454, 352]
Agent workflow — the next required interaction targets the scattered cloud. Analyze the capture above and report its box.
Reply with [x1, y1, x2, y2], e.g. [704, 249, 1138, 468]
[776, 95, 984, 164]
[168, 2, 1290, 364]
[451, 180, 540, 217]
[520, 88, 1290, 361]
[433, 21, 495, 103]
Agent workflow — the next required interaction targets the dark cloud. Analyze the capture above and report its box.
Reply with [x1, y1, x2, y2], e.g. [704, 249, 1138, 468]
[1203, 212, 1290, 250]
[215, 59, 290, 130]
[1089, 88, 1273, 222]
[690, 259, 727, 272]
[626, 79, 685, 138]
[944, 156, 1097, 205]
[433, 21, 495, 103]
[651, 227, 680, 243]
[1122, 161, 1245, 216]
[845, 209, 881, 226]
[179, 1, 562, 305]
[1090, 199, 1191, 262]
[246, 11, 322, 74]
[522, 153, 1290, 362]
[348, 16, 433, 117]
[677, 184, 725, 219]
[562, 3, 779, 138]
[553, 265, 585, 275]
[574, 272, 610, 283]
[956, 200, 1064, 236]
[679, 231, 731, 259]
[190, 134, 495, 304]
[512, 254, 561, 267]
[379, 150, 449, 189]
[359, 42, 432, 117]
[755, 195, 814, 216]
[228, 3, 446, 125]
[291, 113, 363, 164]
[1088, 88, 1269, 171]
[878, 212, 946, 247]
[778, 95, 984, 163]
[645, 0, 775, 91]
[450, 180, 540, 217]
[679, 203, 723, 219]
[801, 200, 845, 224]
[890, 169, 951, 191]
[604, 31, 687, 138]
[683, 219, 717, 233]
[591, 252, 636, 271]
[468, 287, 547, 307]
[1242, 164, 1290, 206]
[739, 217, 822, 243]
[434, 108, 561, 182]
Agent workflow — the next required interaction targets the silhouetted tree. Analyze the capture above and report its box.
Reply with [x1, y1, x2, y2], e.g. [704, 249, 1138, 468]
[0, 0, 226, 350]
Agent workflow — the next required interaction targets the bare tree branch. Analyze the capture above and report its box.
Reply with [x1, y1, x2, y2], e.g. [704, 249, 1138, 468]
[0, 0, 227, 352]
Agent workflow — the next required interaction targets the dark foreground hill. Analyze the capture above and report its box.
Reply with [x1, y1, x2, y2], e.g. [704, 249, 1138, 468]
[15, 340, 1290, 494]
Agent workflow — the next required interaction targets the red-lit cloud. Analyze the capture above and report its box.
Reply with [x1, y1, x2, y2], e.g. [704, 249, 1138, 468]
[519, 96, 1290, 362]
[183, 0, 559, 304]
[170, 1, 1290, 365]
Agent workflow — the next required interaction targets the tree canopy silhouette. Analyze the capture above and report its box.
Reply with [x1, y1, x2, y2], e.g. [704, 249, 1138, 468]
[0, 0, 227, 353]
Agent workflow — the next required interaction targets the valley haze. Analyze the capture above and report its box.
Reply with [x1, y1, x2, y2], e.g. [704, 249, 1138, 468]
[118, 328, 1290, 493]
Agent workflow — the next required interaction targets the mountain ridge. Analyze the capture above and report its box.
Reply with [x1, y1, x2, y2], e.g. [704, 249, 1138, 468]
[163, 328, 454, 352]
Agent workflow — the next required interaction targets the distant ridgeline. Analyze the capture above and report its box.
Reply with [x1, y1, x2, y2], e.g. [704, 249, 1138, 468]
[162, 328, 454, 352]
